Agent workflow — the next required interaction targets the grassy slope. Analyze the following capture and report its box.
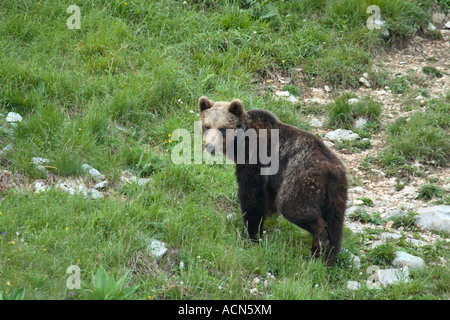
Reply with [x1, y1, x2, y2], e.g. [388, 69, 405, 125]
[0, 0, 448, 299]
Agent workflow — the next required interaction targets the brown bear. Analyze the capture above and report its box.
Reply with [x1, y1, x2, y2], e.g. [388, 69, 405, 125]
[198, 96, 348, 266]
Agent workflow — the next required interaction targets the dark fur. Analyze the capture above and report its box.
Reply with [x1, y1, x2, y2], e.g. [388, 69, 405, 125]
[199, 97, 348, 266]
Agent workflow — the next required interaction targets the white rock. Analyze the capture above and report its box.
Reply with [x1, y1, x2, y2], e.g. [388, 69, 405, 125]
[322, 140, 334, 149]
[88, 188, 103, 200]
[137, 178, 153, 186]
[401, 186, 417, 197]
[34, 181, 48, 193]
[32, 157, 50, 165]
[352, 199, 365, 206]
[427, 22, 437, 31]
[375, 267, 409, 286]
[148, 240, 168, 259]
[415, 205, 450, 232]
[31, 157, 50, 172]
[392, 251, 425, 270]
[59, 183, 76, 195]
[324, 85, 331, 92]
[274, 90, 299, 104]
[445, 21, 450, 29]
[81, 164, 105, 181]
[250, 288, 258, 296]
[77, 185, 88, 198]
[274, 90, 290, 97]
[309, 118, 323, 127]
[350, 186, 365, 194]
[94, 180, 108, 189]
[347, 281, 361, 290]
[353, 117, 368, 130]
[346, 206, 361, 216]
[2, 144, 13, 152]
[5, 112, 22, 125]
[352, 255, 361, 269]
[348, 98, 360, 105]
[359, 77, 371, 88]
[380, 232, 402, 241]
[325, 129, 359, 142]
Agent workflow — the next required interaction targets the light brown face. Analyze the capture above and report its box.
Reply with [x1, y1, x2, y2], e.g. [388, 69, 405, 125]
[198, 96, 244, 156]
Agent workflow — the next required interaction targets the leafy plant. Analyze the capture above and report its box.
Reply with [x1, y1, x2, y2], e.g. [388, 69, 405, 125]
[84, 266, 138, 300]
[0, 288, 25, 300]
[422, 66, 443, 78]
[348, 208, 383, 226]
[368, 243, 395, 266]
[391, 210, 418, 231]
[416, 184, 445, 201]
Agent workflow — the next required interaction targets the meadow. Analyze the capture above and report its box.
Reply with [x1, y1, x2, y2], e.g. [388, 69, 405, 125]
[0, 0, 449, 300]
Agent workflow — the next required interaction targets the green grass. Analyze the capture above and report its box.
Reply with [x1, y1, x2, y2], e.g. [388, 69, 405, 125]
[0, 0, 448, 300]
[416, 184, 446, 201]
[326, 93, 382, 130]
[380, 94, 450, 173]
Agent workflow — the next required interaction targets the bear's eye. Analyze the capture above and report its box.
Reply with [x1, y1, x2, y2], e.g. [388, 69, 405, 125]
[203, 125, 211, 131]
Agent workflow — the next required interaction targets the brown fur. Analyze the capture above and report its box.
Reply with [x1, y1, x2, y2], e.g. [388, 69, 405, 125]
[198, 96, 348, 266]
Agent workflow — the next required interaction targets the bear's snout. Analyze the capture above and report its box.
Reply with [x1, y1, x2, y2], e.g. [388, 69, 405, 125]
[205, 143, 216, 155]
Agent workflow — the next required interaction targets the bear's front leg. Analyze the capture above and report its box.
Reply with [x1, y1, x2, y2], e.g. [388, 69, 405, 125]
[236, 165, 267, 242]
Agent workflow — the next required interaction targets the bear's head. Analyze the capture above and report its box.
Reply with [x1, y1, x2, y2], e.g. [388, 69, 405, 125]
[198, 96, 246, 157]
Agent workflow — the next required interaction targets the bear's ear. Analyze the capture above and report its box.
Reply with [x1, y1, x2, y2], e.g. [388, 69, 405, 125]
[228, 99, 244, 117]
[199, 96, 213, 112]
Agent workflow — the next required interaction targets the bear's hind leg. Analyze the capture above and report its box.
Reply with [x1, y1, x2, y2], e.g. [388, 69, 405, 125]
[280, 206, 331, 262]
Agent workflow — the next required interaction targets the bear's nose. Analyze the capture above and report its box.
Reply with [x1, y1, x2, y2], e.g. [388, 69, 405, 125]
[205, 143, 215, 155]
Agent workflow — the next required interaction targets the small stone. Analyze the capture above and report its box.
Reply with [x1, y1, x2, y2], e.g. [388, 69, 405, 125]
[352, 255, 361, 269]
[94, 180, 108, 190]
[5, 112, 22, 126]
[415, 205, 450, 233]
[81, 164, 105, 181]
[59, 183, 76, 195]
[348, 98, 360, 105]
[274, 90, 290, 97]
[34, 181, 48, 193]
[322, 140, 334, 149]
[380, 232, 401, 241]
[376, 267, 409, 286]
[137, 178, 153, 186]
[2, 144, 13, 152]
[89, 188, 103, 200]
[148, 240, 168, 259]
[32, 157, 50, 165]
[350, 186, 365, 194]
[274, 90, 299, 104]
[347, 281, 361, 290]
[359, 77, 371, 88]
[325, 129, 359, 142]
[309, 118, 323, 127]
[353, 117, 367, 130]
[427, 22, 437, 32]
[392, 251, 425, 270]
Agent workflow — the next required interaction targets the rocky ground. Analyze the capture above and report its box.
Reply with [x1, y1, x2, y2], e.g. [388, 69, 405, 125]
[266, 14, 450, 287]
